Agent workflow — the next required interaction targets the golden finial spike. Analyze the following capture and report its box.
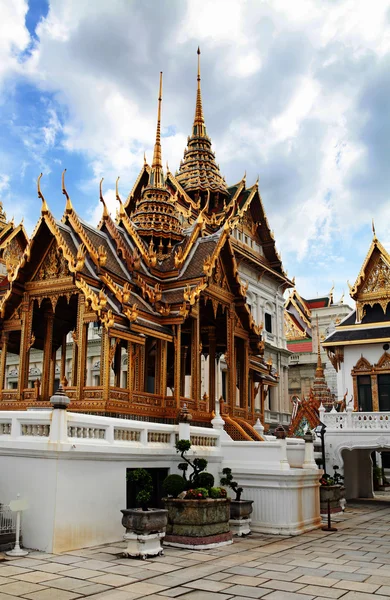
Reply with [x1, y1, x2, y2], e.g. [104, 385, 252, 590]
[193, 46, 206, 136]
[37, 173, 49, 214]
[115, 176, 125, 218]
[62, 169, 73, 213]
[116, 176, 121, 202]
[144, 151, 147, 165]
[372, 218, 376, 239]
[99, 177, 108, 219]
[151, 71, 164, 188]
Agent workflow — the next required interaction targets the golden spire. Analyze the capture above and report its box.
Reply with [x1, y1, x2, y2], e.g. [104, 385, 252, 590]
[37, 173, 49, 215]
[316, 314, 323, 372]
[99, 177, 109, 220]
[193, 47, 206, 136]
[372, 218, 377, 240]
[150, 71, 164, 188]
[62, 169, 73, 214]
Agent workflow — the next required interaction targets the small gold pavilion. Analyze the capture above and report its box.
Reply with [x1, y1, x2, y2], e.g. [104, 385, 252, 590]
[0, 52, 292, 436]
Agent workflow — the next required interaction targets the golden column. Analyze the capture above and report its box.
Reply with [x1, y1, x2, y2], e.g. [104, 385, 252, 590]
[101, 327, 110, 402]
[41, 308, 54, 401]
[371, 375, 379, 411]
[0, 332, 9, 399]
[191, 310, 200, 404]
[242, 339, 249, 415]
[127, 341, 133, 400]
[158, 340, 168, 402]
[60, 333, 67, 385]
[174, 324, 181, 408]
[227, 304, 236, 412]
[208, 326, 216, 413]
[76, 297, 87, 401]
[18, 295, 33, 398]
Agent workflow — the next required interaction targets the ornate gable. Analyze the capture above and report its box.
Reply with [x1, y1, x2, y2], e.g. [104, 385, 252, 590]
[33, 242, 71, 281]
[350, 237, 390, 322]
[352, 356, 372, 373]
[376, 351, 390, 370]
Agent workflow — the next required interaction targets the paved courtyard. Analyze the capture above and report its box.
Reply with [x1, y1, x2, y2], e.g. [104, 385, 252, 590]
[1, 502, 390, 600]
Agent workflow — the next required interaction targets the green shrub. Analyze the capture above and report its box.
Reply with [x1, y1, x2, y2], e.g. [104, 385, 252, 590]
[127, 468, 153, 511]
[162, 474, 186, 498]
[209, 486, 227, 499]
[195, 472, 214, 489]
[220, 467, 243, 501]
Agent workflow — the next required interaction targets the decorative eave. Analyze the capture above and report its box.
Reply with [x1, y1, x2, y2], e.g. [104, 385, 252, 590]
[166, 170, 201, 214]
[0, 223, 28, 252]
[124, 163, 151, 211]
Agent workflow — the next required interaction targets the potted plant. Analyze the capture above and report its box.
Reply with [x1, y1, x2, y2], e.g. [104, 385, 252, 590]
[220, 467, 253, 536]
[121, 468, 168, 559]
[319, 473, 343, 514]
[162, 440, 232, 549]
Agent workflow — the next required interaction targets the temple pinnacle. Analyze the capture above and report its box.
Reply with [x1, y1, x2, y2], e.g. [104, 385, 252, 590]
[151, 71, 164, 188]
[193, 47, 206, 135]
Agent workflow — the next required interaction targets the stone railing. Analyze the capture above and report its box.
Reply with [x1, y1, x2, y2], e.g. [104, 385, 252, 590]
[0, 410, 220, 453]
[322, 409, 390, 431]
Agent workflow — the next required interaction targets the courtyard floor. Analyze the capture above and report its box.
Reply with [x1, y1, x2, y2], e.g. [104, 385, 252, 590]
[1, 501, 390, 600]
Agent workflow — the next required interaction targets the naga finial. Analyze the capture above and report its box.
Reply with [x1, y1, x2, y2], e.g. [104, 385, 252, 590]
[37, 173, 49, 214]
[62, 169, 73, 213]
[99, 177, 108, 219]
[372, 218, 377, 239]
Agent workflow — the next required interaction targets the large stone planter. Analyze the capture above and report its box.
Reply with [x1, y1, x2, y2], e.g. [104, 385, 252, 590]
[163, 498, 232, 549]
[320, 485, 344, 514]
[121, 508, 168, 558]
[230, 499, 254, 537]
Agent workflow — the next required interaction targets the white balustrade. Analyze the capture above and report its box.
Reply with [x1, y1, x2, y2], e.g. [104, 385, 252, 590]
[21, 424, 50, 437]
[0, 423, 11, 435]
[323, 411, 390, 431]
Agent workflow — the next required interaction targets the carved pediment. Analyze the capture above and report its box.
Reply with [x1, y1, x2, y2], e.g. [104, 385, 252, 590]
[4, 237, 23, 272]
[284, 312, 305, 341]
[361, 256, 390, 296]
[376, 351, 390, 370]
[34, 242, 71, 281]
[353, 356, 372, 372]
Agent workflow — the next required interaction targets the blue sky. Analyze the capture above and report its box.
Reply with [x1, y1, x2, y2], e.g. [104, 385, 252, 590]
[1, 0, 390, 302]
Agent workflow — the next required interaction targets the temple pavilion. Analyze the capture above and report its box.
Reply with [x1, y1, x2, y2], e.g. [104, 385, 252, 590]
[0, 52, 292, 436]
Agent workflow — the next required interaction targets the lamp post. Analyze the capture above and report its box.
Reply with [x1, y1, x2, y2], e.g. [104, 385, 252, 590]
[315, 423, 327, 476]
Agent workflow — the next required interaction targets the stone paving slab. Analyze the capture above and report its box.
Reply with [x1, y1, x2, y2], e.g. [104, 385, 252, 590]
[1, 502, 390, 600]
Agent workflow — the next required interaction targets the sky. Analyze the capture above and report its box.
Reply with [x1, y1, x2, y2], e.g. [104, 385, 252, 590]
[1, 0, 390, 302]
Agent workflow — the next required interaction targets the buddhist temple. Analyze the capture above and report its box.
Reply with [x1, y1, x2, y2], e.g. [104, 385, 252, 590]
[0, 53, 293, 436]
[285, 288, 351, 401]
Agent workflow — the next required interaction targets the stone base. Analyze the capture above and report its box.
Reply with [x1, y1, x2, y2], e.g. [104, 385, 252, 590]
[229, 518, 251, 537]
[123, 531, 165, 559]
[164, 530, 233, 550]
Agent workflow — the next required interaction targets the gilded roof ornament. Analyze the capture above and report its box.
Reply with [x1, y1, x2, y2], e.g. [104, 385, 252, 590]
[99, 177, 109, 220]
[37, 173, 49, 215]
[62, 169, 73, 214]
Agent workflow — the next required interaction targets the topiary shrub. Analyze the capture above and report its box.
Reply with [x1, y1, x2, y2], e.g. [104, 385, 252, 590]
[127, 468, 153, 511]
[162, 474, 186, 498]
[195, 472, 215, 490]
[220, 467, 243, 501]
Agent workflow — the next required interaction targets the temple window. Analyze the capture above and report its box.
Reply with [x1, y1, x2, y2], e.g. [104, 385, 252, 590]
[378, 374, 390, 411]
[357, 375, 372, 411]
[265, 313, 272, 333]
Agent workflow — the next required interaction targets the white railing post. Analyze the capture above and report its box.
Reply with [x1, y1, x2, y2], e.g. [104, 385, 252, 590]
[211, 397, 225, 431]
[346, 404, 353, 429]
[49, 385, 70, 444]
[302, 432, 317, 469]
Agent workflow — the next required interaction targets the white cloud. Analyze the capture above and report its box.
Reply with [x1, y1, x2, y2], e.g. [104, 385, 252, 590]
[0, 0, 29, 89]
